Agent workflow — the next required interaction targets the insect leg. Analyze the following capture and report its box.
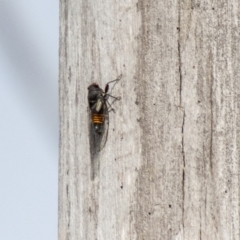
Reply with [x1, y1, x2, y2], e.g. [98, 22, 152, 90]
[104, 93, 121, 112]
[107, 74, 122, 85]
[105, 99, 117, 113]
[105, 74, 122, 93]
[105, 93, 121, 100]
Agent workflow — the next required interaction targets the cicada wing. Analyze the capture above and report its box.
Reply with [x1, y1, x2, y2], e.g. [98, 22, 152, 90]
[88, 109, 100, 180]
[88, 105, 109, 153]
[98, 108, 109, 151]
[88, 110, 96, 153]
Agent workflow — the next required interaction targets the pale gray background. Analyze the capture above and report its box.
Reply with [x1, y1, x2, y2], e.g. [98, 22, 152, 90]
[0, 1, 58, 239]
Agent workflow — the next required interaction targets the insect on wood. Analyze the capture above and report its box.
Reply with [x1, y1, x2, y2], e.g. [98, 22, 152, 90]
[88, 74, 122, 152]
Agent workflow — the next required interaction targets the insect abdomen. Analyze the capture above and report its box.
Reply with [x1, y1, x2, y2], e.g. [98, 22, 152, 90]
[92, 114, 105, 124]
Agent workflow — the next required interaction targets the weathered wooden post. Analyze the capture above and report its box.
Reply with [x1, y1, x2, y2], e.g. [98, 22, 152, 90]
[59, 1, 240, 239]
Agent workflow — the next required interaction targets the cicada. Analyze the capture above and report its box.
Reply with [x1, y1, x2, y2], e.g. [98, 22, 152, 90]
[88, 74, 122, 152]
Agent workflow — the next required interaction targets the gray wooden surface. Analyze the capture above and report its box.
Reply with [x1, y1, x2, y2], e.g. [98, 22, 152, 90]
[59, 1, 240, 239]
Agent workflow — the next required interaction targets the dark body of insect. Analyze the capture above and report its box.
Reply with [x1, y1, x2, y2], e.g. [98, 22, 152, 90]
[88, 83, 108, 134]
[88, 74, 122, 151]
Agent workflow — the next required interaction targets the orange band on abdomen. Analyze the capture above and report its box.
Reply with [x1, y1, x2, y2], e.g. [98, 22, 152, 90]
[92, 114, 105, 124]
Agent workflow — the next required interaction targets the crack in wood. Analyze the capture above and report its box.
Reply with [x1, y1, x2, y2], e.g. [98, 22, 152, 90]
[209, 56, 214, 173]
[178, 42, 182, 105]
[178, 2, 186, 233]
[182, 110, 185, 231]
[178, 1, 182, 106]
[200, 208, 202, 240]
